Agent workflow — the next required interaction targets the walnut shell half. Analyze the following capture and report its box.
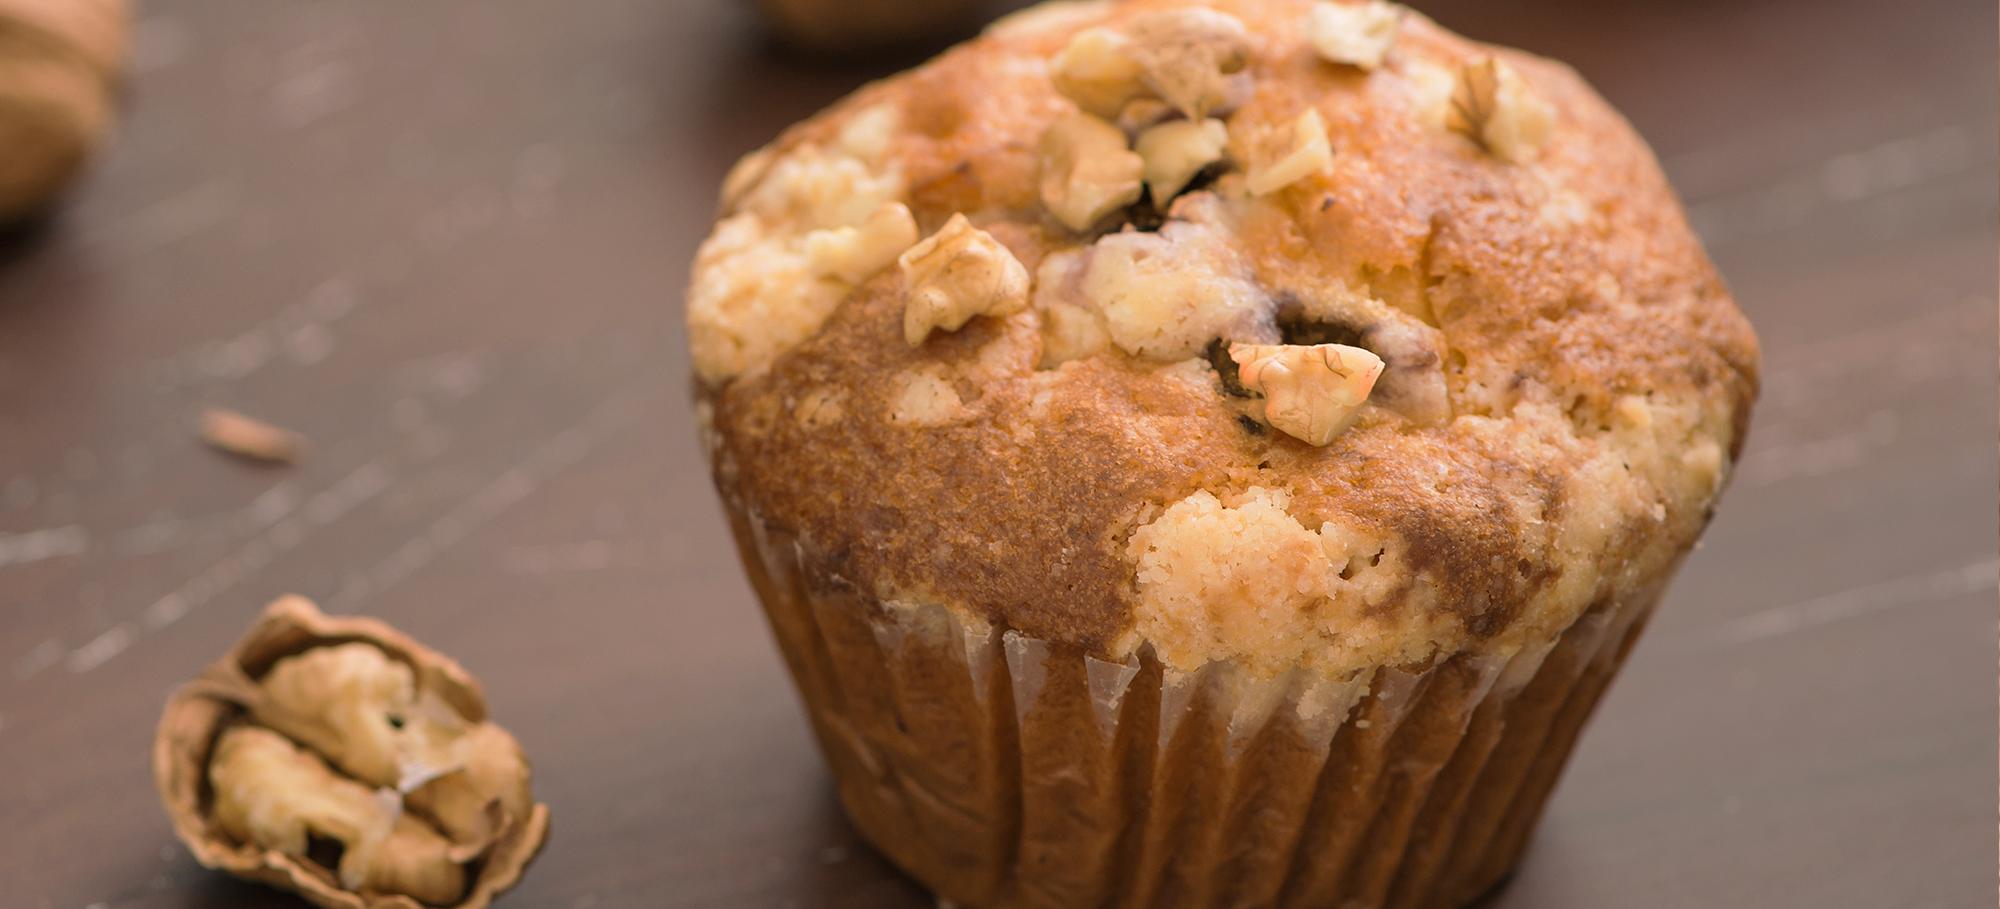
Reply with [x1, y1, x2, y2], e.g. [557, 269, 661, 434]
[154, 596, 550, 909]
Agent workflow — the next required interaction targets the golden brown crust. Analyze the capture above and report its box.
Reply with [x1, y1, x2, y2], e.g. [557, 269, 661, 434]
[693, 0, 1758, 675]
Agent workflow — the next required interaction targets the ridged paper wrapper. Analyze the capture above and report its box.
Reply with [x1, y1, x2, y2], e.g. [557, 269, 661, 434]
[725, 502, 1662, 909]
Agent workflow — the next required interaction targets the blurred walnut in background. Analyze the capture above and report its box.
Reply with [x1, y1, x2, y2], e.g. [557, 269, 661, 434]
[0, 0, 127, 223]
[755, 0, 996, 53]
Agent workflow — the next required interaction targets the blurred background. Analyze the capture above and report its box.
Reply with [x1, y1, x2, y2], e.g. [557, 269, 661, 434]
[0, 0, 1993, 906]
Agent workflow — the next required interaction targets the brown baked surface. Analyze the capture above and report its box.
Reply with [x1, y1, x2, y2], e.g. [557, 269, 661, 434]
[690, 0, 1758, 675]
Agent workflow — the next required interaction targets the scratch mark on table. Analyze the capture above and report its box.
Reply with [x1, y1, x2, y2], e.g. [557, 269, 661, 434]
[509, 144, 568, 221]
[1661, 86, 1985, 197]
[50, 462, 391, 677]
[396, 351, 490, 400]
[66, 624, 137, 675]
[417, 187, 505, 251]
[269, 42, 360, 129]
[3, 475, 35, 510]
[112, 484, 299, 558]
[11, 277, 367, 517]
[113, 513, 198, 557]
[1687, 124, 1980, 246]
[327, 386, 656, 610]
[1759, 300, 1985, 402]
[503, 537, 669, 575]
[1710, 557, 1998, 647]
[78, 181, 237, 257]
[1734, 410, 1900, 488]
[131, 15, 192, 74]
[153, 276, 361, 391]
[11, 639, 61, 680]
[0, 525, 89, 568]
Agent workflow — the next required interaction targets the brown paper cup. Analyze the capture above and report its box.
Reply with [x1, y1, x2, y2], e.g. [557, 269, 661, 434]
[727, 502, 1659, 909]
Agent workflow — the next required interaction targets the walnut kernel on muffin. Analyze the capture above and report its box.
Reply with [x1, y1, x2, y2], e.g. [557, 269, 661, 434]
[686, 1, 1757, 905]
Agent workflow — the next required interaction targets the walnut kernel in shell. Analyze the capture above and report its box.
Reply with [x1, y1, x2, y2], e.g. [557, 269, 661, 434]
[155, 596, 550, 909]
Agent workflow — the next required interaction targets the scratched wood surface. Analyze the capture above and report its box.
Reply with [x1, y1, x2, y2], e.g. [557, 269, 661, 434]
[0, 0, 1993, 907]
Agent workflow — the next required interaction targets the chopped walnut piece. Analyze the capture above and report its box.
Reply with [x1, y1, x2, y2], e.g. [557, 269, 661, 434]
[793, 385, 848, 429]
[1136, 118, 1227, 203]
[1123, 7, 1252, 119]
[898, 213, 1032, 345]
[254, 642, 455, 790]
[1037, 111, 1144, 231]
[1614, 394, 1653, 430]
[1245, 109, 1334, 196]
[888, 366, 972, 427]
[200, 408, 303, 464]
[209, 725, 468, 906]
[1115, 96, 1176, 133]
[1230, 342, 1386, 445]
[1308, 1, 1403, 70]
[1446, 56, 1554, 163]
[1050, 27, 1145, 118]
[249, 638, 537, 851]
[804, 201, 918, 284]
[403, 722, 535, 851]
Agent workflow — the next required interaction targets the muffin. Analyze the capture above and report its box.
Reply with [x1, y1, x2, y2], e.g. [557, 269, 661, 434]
[686, 1, 1758, 906]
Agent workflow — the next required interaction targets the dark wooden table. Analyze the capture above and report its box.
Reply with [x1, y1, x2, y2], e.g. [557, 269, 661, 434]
[1, 1, 1993, 906]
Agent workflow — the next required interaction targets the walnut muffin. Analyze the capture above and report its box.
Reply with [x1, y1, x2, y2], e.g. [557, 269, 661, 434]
[686, 1, 1758, 906]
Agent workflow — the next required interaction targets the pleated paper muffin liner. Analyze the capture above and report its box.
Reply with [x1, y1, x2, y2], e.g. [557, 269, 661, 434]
[727, 503, 1659, 909]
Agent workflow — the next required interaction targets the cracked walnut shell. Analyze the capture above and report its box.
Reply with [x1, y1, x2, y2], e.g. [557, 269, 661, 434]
[155, 596, 549, 909]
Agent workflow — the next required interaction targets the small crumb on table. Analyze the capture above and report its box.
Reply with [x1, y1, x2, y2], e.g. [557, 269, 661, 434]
[199, 408, 302, 464]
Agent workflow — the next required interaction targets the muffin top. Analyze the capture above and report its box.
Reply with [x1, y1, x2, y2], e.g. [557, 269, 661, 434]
[689, 0, 1758, 678]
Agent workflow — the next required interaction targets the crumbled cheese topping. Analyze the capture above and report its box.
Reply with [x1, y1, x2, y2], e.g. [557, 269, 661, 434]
[888, 366, 973, 426]
[688, 103, 909, 383]
[1081, 216, 1266, 359]
[1308, 1, 1403, 71]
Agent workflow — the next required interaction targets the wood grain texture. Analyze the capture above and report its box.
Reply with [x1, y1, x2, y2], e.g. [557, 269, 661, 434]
[0, 0, 1992, 907]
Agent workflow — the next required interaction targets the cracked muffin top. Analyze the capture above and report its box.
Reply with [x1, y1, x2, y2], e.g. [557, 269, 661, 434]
[688, 0, 1759, 678]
